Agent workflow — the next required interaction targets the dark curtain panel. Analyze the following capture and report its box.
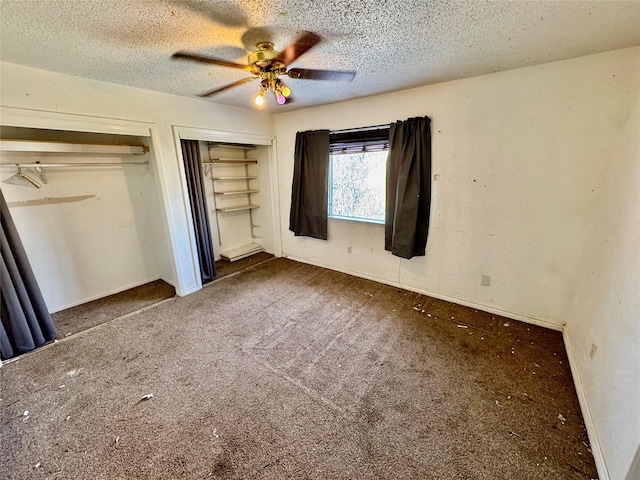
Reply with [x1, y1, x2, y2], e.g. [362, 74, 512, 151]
[385, 116, 432, 259]
[289, 130, 330, 240]
[1, 190, 56, 360]
[181, 139, 216, 284]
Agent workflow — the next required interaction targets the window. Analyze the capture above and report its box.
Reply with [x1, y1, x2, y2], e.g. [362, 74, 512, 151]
[329, 150, 387, 223]
[328, 126, 389, 224]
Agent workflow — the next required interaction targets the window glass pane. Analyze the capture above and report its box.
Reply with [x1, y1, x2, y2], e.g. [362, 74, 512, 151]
[329, 150, 387, 222]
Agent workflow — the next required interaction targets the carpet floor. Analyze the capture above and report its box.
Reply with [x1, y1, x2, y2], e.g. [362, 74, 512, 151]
[0, 258, 597, 479]
[51, 253, 275, 339]
[213, 252, 275, 280]
[51, 280, 176, 339]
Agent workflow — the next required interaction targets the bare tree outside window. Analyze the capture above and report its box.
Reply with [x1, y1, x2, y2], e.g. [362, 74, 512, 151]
[329, 150, 387, 222]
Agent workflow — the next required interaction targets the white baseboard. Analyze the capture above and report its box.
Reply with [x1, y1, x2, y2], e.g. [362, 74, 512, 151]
[563, 331, 610, 480]
[400, 281, 564, 331]
[283, 254, 564, 331]
[48, 276, 165, 313]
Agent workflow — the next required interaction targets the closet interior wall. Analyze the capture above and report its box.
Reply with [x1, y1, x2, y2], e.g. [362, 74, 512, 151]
[201, 142, 274, 261]
[0, 126, 167, 313]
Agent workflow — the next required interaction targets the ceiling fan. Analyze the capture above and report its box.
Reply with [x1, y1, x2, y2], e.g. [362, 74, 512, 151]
[172, 31, 355, 106]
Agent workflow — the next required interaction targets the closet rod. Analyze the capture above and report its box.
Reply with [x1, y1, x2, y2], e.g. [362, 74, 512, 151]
[0, 161, 149, 168]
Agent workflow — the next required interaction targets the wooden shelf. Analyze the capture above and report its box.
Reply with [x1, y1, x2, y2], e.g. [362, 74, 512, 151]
[206, 158, 257, 164]
[0, 140, 148, 155]
[214, 190, 259, 196]
[212, 176, 258, 180]
[208, 143, 256, 151]
[220, 243, 263, 262]
[216, 204, 260, 212]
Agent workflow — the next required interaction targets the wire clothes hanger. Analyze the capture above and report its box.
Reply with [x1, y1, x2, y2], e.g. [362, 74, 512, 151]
[2, 164, 41, 189]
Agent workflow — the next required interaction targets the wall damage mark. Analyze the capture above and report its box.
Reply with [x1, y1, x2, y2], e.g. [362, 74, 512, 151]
[6, 195, 95, 207]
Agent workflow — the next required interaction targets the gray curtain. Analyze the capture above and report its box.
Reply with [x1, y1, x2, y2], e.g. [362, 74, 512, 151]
[289, 130, 330, 240]
[385, 116, 432, 259]
[181, 140, 216, 284]
[1, 189, 56, 359]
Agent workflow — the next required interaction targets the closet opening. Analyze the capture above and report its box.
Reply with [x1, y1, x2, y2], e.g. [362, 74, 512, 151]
[200, 141, 273, 278]
[175, 127, 279, 290]
[0, 125, 175, 340]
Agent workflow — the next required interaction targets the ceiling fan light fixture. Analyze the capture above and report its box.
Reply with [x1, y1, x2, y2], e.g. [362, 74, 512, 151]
[275, 79, 291, 98]
[254, 88, 266, 106]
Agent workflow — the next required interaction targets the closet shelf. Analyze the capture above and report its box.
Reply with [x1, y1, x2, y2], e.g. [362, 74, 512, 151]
[214, 190, 259, 196]
[208, 143, 256, 151]
[220, 243, 263, 262]
[0, 161, 149, 168]
[216, 204, 260, 212]
[0, 140, 148, 155]
[205, 158, 257, 164]
[212, 176, 258, 180]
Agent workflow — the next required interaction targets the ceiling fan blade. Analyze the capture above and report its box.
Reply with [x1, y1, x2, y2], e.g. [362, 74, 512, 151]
[172, 52, 248, 70]
[198, 77, 257, 97]
[287, 68, 356, 82]
[275, 31, 322, 66]
[175, 0, 248, 27]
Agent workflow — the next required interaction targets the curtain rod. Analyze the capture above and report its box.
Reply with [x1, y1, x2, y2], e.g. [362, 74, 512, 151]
[0, 162, 150, 168]
[330, 124, 390, 134]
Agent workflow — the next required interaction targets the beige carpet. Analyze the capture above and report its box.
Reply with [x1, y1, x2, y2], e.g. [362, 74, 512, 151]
[51, 280, 176, 338]
[0, 258, 597, 479]
[51, 253, 274, 339]
[213, 252, 275, 280]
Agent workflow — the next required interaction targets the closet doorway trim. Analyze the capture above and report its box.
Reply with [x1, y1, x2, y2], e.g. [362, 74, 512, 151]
[172, 126, 282, 290]
[0, 107, 198, 300]
[0, 106, 152, 137]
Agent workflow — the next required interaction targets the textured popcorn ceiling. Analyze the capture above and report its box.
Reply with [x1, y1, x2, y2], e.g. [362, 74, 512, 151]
[1, 0, 639, 112]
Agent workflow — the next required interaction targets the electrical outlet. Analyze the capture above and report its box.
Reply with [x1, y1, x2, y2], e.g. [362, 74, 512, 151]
[589, 342, 598, 360]
[481, 274, 491, 286]
[347, 245, 352, 254]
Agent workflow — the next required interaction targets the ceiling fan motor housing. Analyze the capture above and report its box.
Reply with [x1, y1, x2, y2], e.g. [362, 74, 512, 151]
[248, 42, 285, 72]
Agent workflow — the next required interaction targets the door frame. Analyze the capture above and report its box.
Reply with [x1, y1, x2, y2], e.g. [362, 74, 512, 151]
[172, 125, 282, 289]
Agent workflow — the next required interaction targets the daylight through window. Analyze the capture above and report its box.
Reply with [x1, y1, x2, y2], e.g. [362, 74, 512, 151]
[328, 125, 389, 224]
[329, 150, 387, 223]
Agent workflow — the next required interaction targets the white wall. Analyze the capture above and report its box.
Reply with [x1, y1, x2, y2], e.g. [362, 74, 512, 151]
[1, 62, 274, 296]
[274, 46, 639, 327]
[563, 70, 639, 480]
[274, 47, 640, 479]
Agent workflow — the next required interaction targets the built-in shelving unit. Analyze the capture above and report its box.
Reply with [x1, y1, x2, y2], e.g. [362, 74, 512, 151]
[206, 145, 264, 262]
